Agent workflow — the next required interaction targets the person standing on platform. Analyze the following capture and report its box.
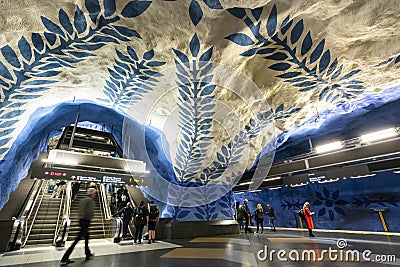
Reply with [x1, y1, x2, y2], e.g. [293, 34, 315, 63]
[133, 201, 149, 244]
[60, 188, 96, 264]
[254, 203, 264, 233]
[266, 204, 276, 232]
[243, 199, 252, 233]
[236, 205, 245, 231]
[303, 202, 315, 237]
[147, 201, 159, 244]
[122, 202, 134, 239]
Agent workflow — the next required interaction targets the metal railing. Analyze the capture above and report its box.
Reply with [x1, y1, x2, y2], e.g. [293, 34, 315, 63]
[54, 182, 72, 247]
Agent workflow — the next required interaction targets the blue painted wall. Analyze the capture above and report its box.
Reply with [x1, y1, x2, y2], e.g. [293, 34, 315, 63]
[234, 171, 400, 232]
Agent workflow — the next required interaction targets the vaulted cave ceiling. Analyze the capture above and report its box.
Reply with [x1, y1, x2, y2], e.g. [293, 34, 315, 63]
[0, 0, 400, 207]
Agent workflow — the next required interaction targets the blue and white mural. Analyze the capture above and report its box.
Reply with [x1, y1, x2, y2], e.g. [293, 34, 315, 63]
[0, 0, 400, 225]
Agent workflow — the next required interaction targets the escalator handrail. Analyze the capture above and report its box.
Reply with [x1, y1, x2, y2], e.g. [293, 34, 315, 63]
[97, 184, 107, 238]
[53, 182, 70, 245]
[21, 180, 49, 247]
[54, 182, 72, 246]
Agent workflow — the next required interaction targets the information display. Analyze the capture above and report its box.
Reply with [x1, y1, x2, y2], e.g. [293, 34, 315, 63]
[32, 167, 137, 186]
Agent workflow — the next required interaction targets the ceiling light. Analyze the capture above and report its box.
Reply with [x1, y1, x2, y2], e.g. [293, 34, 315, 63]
[238, 181, 253, 186]
[234, 191, 244, 194]
[315, 141, 343, 153]
[269, 186, 282, 190]
[263, 177, 281, 182]
[249, 189, 261, 193]
[360, 128, 398, 143]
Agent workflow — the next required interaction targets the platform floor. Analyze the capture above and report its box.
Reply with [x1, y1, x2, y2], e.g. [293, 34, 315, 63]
[1, 229, 400, 266]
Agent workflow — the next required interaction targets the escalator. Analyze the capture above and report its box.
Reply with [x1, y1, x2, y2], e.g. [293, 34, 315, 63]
[67, 184, 106, 241]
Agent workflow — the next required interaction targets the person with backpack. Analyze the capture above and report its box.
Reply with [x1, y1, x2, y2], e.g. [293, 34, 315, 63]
[236, 205, 245, 231]
[254, 203, 264, 234]
[266, 204, 276, 232]
[121, 202, 134, 239]
[133, 201, 149, 244]
[147, 201, 159, 244]
[303, 202, 315, 237]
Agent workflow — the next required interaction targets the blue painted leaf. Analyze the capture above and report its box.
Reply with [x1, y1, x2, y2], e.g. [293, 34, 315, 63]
[395, 55, 400, 64]
[280, 15, 292, 35]
[257, 48, 276, 55]
[319, 86, 329, 101]
[318, 207, 326, 216]
[113, 26, 141, 39]
[225, 33, 254, 46]
[121, 1, 151, 18]
[227, 8, 246, 19]
[68, 51, 95, 57]
[24, 79, 57, 85]
[315, 191, 324, 200]
[328, 210, 334, 221]
[301, 31, 312, 56]
[346, 84, 364, 90]
[143, 49, 154, 60]
[332, 190, 339, 200]
[0, 148, 9, 155]
[203, 0, 223, 9]
[34, 70, 61, 77]
[266, 5, 277, 37]
[18, 37, 32, 61]
[127, 47, 139, 61]
[147, 60, 165, 67]
[264, 52, 288, 60]
[12, 94, 41, 100]
[85, 0, 101, 23]
[334, 207, 346, 216]
[323, 187, 329, 198]
[31, 33, 44, 51]
[74, 6, 87, 34]
[0, 110, 23, 119]
[200, 85, 215, 96]
[294, 81, 317, 87]
[104, 0, 116, 17]
[1, 45, 20, 68]
[0, 129, 14, 137]
[269, 63, 291, 71]
[0, 120, 18, 128]
[173, 49, 189, 64]
[251, 7, 263, 21]
[290, 20, 303, 44]
[189, 0, 203, 26]
[326, 58, 338, 76]
[101, 28, 129, 42]
[44, 32, 57, 46]
[21, 87, 49, 93]
[0, 138, 11, 146]
[199, 47, 213, 62]
[276, 72, 301, 79]
[177, 210, 191, 219]
[275, 103, 284, 113]
[310, 39, 325, 64]
[74, 43, 107, 51]
[41, 16, 65, 37]
[0, 61, 13, 80]
[190, 33, 200, 57]
[342, 69, 361, 80]
[59, 9, 73, 36]
[331, 64, 343, 80]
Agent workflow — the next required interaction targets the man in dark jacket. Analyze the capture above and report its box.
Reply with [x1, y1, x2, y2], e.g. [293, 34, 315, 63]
[61, 188, 96, 264]
[121, 202, 134, 238]
[243, 199, 252, 233]
[237, 205, 245, 230]
[266, 204, 276, 231]
[133, 201, 149, 244]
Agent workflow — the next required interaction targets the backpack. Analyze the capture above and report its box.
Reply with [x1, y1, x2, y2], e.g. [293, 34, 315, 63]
[135, 207, 146, 224]
[149, 206, 159, 221]
[298, 209, 305, 220]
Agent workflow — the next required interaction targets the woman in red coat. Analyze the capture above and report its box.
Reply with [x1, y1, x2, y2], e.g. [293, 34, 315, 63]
[303, 202, 315, 237]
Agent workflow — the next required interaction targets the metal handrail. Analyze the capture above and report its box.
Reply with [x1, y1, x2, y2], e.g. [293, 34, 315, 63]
[21, 180, 49, 247]
[7, 180, 43, 251]
[97, 185, 106, 238]
[53, 182, 71, 245]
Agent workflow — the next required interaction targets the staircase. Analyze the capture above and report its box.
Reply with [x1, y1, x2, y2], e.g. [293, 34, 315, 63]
[25, 183, 63, 247]
[67, 185, 105, 241]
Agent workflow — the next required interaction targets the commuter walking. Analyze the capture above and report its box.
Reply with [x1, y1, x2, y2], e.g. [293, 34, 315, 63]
[266, 204, 276, 232]
[147, 201, 159, 244]
[243, 199, 252, 233]
[303, 202, 315, 237]
[236, 205, 245, 230]
[133, 201, 149, 244]
[60, 188, 96, 264]
[254, 203, 264, 233]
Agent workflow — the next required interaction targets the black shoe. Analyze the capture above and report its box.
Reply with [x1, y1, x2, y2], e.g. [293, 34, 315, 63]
[86, 253, 94, 260]
[309, 234, 315, 237]
[152, 239, 156, 243]
[138, 241, 142, 244]
[61, 259, 74, 264]
[148, 240, 151, 244]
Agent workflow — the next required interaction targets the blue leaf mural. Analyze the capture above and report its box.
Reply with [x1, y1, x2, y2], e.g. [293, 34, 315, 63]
[189, 0, 203, 26]
[121, 1, 152, 18]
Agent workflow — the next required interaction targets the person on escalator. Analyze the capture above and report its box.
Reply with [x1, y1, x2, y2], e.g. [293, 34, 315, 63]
[60, 188, 96, 264]
[133, 201, 149, 244]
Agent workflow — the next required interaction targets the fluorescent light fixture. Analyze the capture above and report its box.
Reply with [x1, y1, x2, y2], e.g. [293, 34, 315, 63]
[249, 189, 261, 193]
[315, 141, 343, 153]
[290, 182, 308, 187]
[263, 177, 281, 182]
[360, 128, 398, 143]
[318, 178, 339, 184]
[234, 191, 245, 194]
[350, 174, 376, 179]
[238, 181, 253, 186]
[269, 186, 282, 190]
[393, 170, 400, 174]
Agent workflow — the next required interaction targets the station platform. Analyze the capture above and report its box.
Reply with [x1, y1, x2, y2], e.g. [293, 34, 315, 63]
[1, 229, 399, 266]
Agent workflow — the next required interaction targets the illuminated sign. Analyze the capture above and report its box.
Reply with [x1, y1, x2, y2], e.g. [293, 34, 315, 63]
[32, 167, 137, 186]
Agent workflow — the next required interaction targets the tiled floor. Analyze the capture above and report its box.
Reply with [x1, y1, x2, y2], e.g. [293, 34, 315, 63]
[1, 229, 400, 266]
